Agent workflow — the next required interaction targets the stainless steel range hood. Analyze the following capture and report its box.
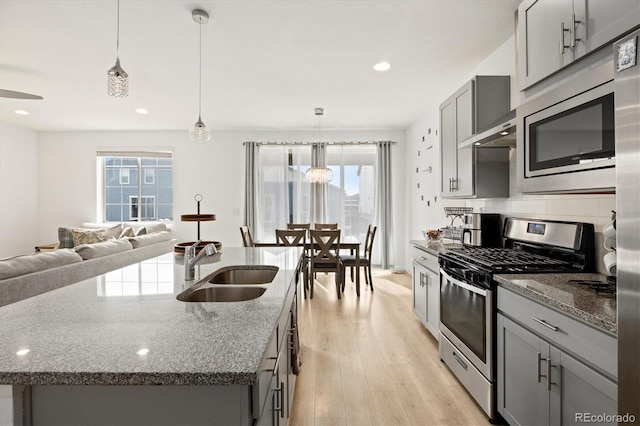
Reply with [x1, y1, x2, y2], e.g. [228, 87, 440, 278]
[458, 109, 516, 149]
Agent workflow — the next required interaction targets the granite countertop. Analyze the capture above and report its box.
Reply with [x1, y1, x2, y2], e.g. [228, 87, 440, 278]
[0, 246, 302, 386]
[494, 273, 617, 335]
[410, 239, 463, 256]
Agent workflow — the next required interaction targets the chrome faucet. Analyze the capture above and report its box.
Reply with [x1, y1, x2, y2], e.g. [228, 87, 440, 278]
[184, 240, 218, 280]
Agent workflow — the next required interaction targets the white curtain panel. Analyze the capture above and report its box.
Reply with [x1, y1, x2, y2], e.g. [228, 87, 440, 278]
[243, 142, 259, 238]
[374, 141, 394, 270]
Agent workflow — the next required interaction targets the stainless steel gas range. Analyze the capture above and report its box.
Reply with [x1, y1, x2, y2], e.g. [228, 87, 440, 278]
[438, 217, 595, 422]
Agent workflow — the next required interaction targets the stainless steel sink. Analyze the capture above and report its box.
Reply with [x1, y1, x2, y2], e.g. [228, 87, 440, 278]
[177, 286, 267, 302]
[208, 266, 278, 285]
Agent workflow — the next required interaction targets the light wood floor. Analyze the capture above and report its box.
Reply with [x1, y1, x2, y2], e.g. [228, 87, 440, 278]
[289, 270, 492, 426]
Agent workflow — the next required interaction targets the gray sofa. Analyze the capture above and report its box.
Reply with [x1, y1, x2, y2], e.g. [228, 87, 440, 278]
[0, 229, 175, 307]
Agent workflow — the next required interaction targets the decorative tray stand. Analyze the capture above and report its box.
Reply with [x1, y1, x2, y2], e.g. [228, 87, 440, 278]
[441, 207, 472, 241]
[174, 194, 222, 254]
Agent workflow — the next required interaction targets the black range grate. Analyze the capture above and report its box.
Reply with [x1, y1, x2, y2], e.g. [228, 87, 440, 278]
[445, 247, 571, 272]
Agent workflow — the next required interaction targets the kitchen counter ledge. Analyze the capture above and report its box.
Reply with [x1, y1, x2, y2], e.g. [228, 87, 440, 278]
[494, 273, 616, 335]
[0, 247, 303, 386]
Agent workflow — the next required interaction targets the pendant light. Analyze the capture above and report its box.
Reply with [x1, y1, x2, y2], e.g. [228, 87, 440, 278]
[306, 108, 333, 183]
[107, 0, 129, 97]
[189, 9, 211, 142]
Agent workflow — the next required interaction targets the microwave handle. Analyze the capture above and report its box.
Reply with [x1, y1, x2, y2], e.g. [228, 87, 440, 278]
[440, 268, 488, 297]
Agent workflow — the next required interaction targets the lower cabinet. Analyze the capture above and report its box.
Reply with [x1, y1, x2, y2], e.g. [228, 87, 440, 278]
[412, 260, 428, 324]
[497, 313, 617, 426]
[411, 245, 440, 339]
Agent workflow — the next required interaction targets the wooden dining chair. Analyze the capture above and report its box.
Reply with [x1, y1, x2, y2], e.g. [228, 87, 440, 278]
[239, 225, 254, 247]
[287, 223, 311, 232]
[309, 229, 344, 299]
[276, 229, 309, 298]
[314, 223, 338, 230]
[341, 225, 377, 291]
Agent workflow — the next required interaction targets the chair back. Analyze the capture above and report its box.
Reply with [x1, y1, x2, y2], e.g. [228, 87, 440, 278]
[309, 229, 341, 266]
[314, 223, 338, 230]
[240, 225, 254, 247]
[287, 223, 310, 231]
[276, 229, 306, 247]
[364, 225, 377, 260]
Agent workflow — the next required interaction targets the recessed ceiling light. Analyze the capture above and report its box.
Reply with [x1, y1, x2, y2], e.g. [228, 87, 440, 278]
[14, 110, 29, 115]
[474, 142, 482, 146]
[16, 349, 30, 356]
[373, 61, 391, 72]
[500, 131, 510, 136]
[137, 348, 149, 356]
[135, 108, 148, 115]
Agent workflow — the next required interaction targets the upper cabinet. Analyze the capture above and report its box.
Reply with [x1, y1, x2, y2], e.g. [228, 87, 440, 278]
[517, 0, 640, 90]
[440, 76, 511, 199]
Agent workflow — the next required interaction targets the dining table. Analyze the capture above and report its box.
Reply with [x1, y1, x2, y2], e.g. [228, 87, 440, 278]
[254, 235, 362, 297]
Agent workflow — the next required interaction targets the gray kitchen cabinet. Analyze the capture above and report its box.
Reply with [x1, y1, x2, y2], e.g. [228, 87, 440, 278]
[518, 0, 640, 89]
[497, 285, 617, 426]
[498, 314, 617, 426]
[412, 260, 428, 325]
[440, 76, 510, 199]
[256, 266, 300, 426]
[411, 245, 440, 339]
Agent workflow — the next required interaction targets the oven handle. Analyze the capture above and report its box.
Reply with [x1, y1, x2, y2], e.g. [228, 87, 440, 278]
[440, 268, 488, 296]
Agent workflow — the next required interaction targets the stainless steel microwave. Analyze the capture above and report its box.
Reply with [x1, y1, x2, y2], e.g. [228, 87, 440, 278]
[517, 62, 616, 193]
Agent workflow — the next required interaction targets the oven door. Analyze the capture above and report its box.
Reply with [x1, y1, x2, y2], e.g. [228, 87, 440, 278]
[439, 268, 493, 380]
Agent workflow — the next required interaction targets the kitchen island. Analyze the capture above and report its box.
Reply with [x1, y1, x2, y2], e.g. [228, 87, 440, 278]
[0, 246, 303, 425]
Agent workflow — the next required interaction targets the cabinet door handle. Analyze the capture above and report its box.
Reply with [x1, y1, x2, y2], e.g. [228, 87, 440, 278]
[547, 359, 557, 391]
[451, 178, 458, 191]
[560, 22, 571, 54]
[532, 317, 559, 331]
[536, 352, 547, 383]
[274, 382, 284, 417]
[571, 14, 581, 47]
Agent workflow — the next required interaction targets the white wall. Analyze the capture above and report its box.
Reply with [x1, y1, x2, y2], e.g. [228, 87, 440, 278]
[0, 122, 39, 258]
[404, 35, 614, 274]
[34, 129, 406, 267]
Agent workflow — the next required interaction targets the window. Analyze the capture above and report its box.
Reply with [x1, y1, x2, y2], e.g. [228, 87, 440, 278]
[257, 146, 311, 240]
[254, 144, 376, 242]
[120, 169, 130, 185]
[129, 195, 156, 220]
[326, 145, 376, 243]
[143, 169, 155, 185]
[98, 151, 173, 222]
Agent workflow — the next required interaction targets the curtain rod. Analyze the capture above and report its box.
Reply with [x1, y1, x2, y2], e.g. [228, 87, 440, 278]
[242, 140, 397, 146]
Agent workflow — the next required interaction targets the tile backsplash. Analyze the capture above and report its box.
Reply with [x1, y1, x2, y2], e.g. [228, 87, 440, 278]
[465, 149, 615, 275]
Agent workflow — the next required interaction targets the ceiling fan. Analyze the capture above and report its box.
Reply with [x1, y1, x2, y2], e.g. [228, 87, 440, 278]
[0, 89, 43, 100]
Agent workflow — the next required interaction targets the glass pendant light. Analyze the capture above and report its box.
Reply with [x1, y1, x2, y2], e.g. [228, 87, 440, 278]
[305, 108, 333, 183]
[189, 9, 211, 142]
[107, 0, 128, 97]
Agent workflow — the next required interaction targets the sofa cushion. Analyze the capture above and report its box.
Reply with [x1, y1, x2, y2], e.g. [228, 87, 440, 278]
[124, 221, 170, 235]
[81, 222, 123, 239]
[72, 228, 106, 246]
[128, 231, 172, 248]
[0, 249, 83, 280]
[74, 238, 133, 260]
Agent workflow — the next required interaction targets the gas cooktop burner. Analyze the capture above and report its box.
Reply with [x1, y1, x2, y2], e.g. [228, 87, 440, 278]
[445, 246, 572, 272]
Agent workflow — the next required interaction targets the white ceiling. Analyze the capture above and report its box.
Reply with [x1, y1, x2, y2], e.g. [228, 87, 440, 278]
[0, 0, 518, 132]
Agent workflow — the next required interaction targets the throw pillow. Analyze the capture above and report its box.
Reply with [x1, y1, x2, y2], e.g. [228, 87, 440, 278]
[119, 226, 135, 238]
[71, 228, 105, 247]
[135, 226, 148, 236]
[58, 227, 75, 249]
[143, 222, 168, 234]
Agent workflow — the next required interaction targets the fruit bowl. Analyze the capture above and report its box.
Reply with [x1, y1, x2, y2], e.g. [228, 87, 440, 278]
[422, 229, 443, 243]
